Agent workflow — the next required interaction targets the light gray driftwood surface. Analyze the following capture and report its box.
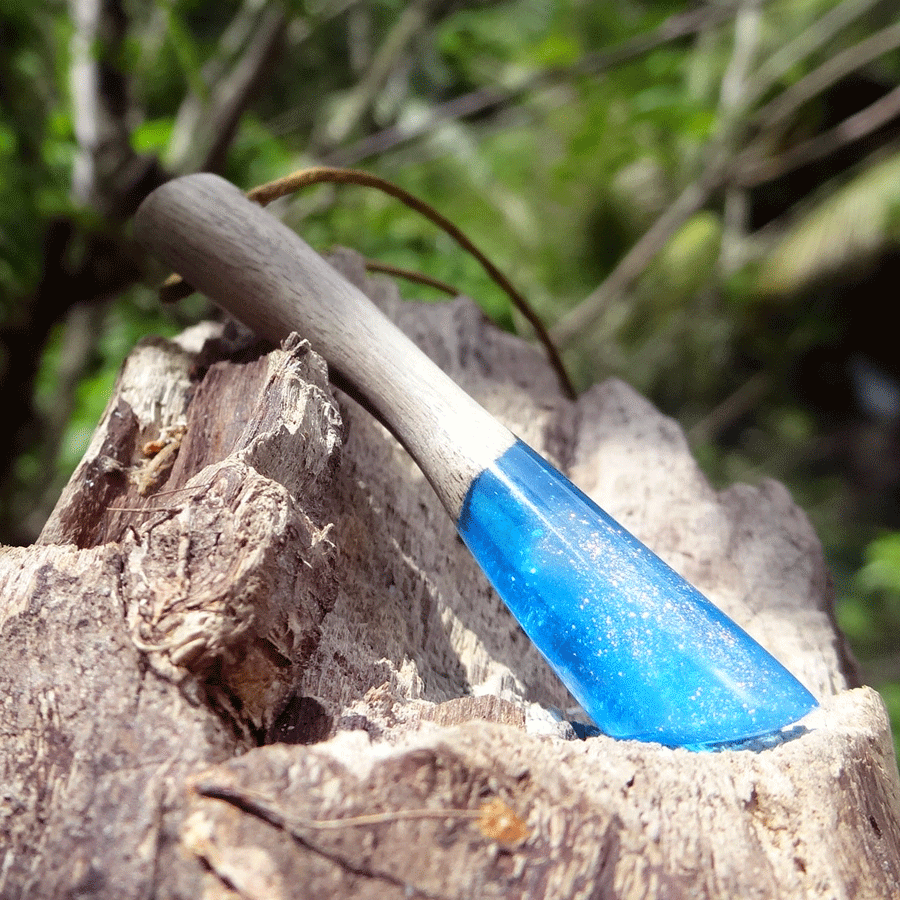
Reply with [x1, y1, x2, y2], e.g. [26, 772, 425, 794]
[135, 173, 515, 520]
[0, 246, 898, 899]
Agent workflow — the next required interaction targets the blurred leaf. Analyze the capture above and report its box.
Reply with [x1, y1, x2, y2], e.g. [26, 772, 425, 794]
[878, 684, 900, 755]
[836, 592, 876, 647]
[530, 31, 582, 68]
[759, 151, 900, 294]
[859, 532, 900, 595]
[643, 210, 722, 310]
[131, 117, 174, 154]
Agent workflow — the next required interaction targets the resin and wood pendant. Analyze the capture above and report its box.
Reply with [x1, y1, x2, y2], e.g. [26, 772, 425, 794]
[136, 174, 817, 749]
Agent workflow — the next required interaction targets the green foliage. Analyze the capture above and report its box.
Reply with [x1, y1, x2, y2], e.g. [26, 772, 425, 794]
[160, 1, 210, 100]
[838, 532, 900, 750]
[860, 533, 900, 597]
[0, 0, 73, 307]
[131, 117, 175, 155]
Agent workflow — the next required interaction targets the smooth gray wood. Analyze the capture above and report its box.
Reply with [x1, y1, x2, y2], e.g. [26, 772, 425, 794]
[134, 173, 514, 519]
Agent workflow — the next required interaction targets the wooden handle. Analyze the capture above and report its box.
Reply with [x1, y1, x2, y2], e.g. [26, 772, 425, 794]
[134, 173, 514, 518]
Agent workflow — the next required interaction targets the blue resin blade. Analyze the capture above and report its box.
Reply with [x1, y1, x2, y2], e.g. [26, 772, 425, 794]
[458, 440, 818, 749]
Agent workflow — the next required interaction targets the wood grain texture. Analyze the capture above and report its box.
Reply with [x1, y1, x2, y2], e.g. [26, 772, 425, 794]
[1, 325, 344, 898]
[134, 173, 514, 519]
[185, 690, 900, 900]
[0, 248, 895, 899]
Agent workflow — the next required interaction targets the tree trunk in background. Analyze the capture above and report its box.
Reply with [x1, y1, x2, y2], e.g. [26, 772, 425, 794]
[1, 250, 898, 899]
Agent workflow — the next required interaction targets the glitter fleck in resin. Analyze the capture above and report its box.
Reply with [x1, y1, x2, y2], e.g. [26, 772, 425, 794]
[458, 440, 818, 749]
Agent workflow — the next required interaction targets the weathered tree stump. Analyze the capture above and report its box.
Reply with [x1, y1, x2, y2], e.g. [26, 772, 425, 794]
[1, 249, 898, 899]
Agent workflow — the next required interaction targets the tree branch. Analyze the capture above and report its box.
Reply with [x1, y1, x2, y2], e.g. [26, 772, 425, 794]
[550, 164, 725, 348]
[312, 0, 435, 154]
[69, 0, 163, 218]
[717, 1, 762, 277]
[745, 0, 887, 110]
[167, 1, 288, 174]
[202, 6, 287, 174]
[718, 0, 763, 116]
[70, 0, 131, 211]
[550, 4, 900, 349]
[737, 82, 900, 187]
[751, 19, 900, 134]
[2, 0, 167, 540]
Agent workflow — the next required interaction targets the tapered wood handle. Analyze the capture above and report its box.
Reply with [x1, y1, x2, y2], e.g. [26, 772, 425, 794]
[134, 173, 513, 518]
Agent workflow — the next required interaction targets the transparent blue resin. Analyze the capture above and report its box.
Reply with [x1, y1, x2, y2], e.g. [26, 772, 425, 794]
[457, 440, 818, 749]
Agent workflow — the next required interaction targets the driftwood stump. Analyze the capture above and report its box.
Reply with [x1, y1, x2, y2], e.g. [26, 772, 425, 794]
[1, 248, 898, 899]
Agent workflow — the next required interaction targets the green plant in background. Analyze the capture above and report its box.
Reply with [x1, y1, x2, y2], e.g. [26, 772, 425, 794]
[842, 532, 900, 745]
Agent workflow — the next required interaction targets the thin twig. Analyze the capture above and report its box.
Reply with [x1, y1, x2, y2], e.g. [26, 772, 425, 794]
[195, 782, 530, 846]
[167, 3, 287, 174]
[688, 370, 770, 445]
[201, 6, 287, 174]
[160, 271, 195, 304]
[717, 1, 762, 278]
[364, 260, 459, 296]
[247, 167, 576, 399]
[718, 1, 762, 116]
[199, 783, 485, 831]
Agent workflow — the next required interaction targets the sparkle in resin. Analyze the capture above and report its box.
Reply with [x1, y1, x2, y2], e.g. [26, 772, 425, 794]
[458, 440, 817, 749]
